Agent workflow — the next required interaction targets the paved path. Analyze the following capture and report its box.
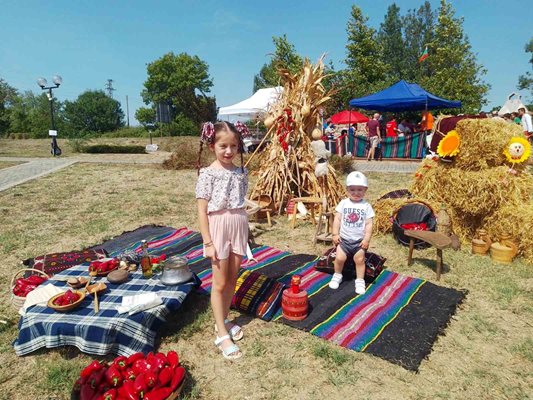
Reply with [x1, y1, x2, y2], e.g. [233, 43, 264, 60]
[0, 155, 421, 192]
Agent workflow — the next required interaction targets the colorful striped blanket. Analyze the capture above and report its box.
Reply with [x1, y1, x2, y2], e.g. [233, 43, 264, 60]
[352, 132, 426, 159]
[97, 225, 466, 371]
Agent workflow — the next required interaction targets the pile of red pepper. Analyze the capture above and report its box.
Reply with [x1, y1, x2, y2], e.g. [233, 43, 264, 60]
[73, 351, 185, 400]
[89, 258, 120, 274]
[53, 289, 81, 306]
[150, 254, 166, 265]
[275, 109, 295, 152]
[12, 274, 48, 297]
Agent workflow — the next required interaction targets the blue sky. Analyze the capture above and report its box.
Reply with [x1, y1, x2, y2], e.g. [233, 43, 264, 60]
[1, 0, 531, 125]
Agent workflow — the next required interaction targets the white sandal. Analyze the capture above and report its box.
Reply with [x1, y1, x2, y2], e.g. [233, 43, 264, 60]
[215, 319, 244, 341]
[214, 335, 242, 360]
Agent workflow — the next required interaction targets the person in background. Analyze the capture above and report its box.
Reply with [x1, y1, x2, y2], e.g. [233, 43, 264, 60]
[385, 115, 399, 137]
[366, 113, 381, 161]
[503, 113, 513, 123]
[420, 110, 434, 133]
[348, 123, 355, 156]
[518, 107, 533, 143]
[397, 119, 411, 136]
[512, 112, 521, 125]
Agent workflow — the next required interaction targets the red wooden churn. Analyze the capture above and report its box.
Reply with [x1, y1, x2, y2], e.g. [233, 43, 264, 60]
[282, 275, 308, 321]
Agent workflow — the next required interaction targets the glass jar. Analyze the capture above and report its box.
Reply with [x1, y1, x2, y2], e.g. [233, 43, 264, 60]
[160, 255, 193, 285]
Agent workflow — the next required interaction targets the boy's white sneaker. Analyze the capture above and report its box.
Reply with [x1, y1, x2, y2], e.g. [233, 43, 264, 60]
[355, 279, 366, 295]
[329, 273, 343, 290]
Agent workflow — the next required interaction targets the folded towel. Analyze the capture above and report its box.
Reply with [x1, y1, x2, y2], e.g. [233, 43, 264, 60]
[116, 292, 163, 315]
[19, 284, 64, 316]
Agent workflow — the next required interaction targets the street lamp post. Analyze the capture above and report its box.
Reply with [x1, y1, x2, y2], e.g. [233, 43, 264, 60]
[37, 75, 63, 156]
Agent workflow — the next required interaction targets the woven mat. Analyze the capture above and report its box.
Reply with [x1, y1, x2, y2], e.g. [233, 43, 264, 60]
[98, 225, 466, 371]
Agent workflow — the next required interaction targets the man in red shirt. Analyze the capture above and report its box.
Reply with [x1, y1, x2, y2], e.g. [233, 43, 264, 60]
[386, 116, 399, 137]
[367, 113, 382, 161]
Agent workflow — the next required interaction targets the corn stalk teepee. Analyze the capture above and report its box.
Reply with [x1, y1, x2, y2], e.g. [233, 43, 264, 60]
[247, 57, 345, 214]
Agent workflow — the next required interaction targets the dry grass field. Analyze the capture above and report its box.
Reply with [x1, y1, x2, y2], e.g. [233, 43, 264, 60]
[0, 138, 531, 399]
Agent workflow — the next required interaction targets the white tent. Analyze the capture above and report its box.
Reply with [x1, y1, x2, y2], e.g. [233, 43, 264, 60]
[218, 86, 283, 122]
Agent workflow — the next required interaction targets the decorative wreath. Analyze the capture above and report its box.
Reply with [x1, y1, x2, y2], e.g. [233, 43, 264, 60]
[503, 137, 531, 164]
[437, 130, 461, 157]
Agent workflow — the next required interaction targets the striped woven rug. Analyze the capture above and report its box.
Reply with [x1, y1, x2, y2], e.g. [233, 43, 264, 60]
[98, 225, 466, 371]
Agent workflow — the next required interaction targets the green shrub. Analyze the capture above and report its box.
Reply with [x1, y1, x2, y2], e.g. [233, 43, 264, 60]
[68, 137, 90, 153]
[329, 155, 355, 174]
[100, 126, 149, 138]
[83, 144, 146, 154]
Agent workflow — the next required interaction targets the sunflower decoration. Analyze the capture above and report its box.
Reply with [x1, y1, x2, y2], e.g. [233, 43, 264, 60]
[503, 137, 531, 164]
[437, 130, 461, 157]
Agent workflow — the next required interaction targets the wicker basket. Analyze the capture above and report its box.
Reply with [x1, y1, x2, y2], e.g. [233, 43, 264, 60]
[10, 268, 50, 310]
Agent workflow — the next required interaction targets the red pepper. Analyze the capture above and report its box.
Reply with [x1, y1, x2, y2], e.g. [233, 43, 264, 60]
[169, 366, 186, 391]
[155, 352, 168, 366]
[113, 356, 128, 371]
[126, 352, 144, 366]
[25, 275, 47, 285]
[123, 368, 136, 381]
[133, 373, 147, 397]
[88, 368, 106, 389]
[73, 376, 86, 392]
[143, 387, 172, 400]
[132, 359, 150, 375]
[121, 380, 139, 400]
[157, 366, 172, 387]
[146, 352, 159, 372]
[105, 365, 122, 387]
[102, 388, 117, 400]
[144, 371, 157, 389]
[166, 351, 179, 369]
[80, 383, 96, 400]
[81, 360, 104, 378]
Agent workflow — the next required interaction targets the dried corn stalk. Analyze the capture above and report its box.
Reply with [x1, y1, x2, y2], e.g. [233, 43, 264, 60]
[248, 57, 344, 213]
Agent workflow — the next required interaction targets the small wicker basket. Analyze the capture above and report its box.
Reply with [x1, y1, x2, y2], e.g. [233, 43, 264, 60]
[10, 268, 50, 310]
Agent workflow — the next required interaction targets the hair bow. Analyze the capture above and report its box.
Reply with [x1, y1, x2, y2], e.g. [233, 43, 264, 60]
[234, 121, 250, 138]
[200, 122, 215, 144]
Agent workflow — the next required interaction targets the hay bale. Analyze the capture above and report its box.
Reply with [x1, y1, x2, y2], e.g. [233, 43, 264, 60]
[484, 203, 533, 265]
[452, 119, 525, 171]
[372, 198, 404, 234]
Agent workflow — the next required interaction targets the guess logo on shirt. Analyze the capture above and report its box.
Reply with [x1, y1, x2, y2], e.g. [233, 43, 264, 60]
[343, 208, 366, 227]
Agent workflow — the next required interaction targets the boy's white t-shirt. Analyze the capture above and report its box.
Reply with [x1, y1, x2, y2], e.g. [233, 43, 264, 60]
[335, 198, 375, 241]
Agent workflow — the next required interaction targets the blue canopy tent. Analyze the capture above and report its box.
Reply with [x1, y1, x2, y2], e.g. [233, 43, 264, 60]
[348, 80, 461, 112]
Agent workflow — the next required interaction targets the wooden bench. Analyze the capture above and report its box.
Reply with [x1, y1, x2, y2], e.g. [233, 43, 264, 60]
[405, 230, 452, 280]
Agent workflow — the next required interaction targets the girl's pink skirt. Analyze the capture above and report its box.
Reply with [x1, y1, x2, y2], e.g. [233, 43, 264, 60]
[206, 208, 248, 260]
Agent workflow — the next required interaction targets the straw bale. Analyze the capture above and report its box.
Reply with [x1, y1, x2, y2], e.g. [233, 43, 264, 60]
[484, 203, 533, 264]
[372, 198, 404, 234]
[411, 163, 532, 217]
[452, 119, 525, 171]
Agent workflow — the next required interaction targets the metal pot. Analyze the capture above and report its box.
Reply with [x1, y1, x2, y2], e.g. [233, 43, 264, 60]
[160, 255, 193, 285]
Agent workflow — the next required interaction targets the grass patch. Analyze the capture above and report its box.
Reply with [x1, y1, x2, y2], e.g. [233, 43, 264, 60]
[0, 162, 531, 399]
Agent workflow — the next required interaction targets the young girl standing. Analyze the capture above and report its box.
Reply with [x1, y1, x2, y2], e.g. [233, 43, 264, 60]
[196, 121, 249, 360]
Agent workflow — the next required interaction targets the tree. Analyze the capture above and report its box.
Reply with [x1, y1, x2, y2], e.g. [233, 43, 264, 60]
[253, 35, 303, 92]
[0, 78, 18, 136]
[141, 52, 216, 132]
[63, 90, 124, 135]
[402, 1, 436, 82]
[135, 107, 156, 128]
[421, 0, 489, 112]
[517, 37, 533, 99]
[337, 5, 388, 107]
[378, 3, 405, 84]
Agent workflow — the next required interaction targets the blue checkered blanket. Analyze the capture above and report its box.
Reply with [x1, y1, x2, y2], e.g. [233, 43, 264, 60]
[13, 263, 200, 356]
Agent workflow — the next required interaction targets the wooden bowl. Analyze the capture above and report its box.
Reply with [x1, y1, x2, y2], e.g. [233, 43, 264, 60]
[48, 290, 86, 312]
[94, 266, 118, 276]
[67, 277, 89, 289]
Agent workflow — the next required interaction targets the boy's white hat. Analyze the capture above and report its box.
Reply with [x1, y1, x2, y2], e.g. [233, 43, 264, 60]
[346, 171, 368, 187]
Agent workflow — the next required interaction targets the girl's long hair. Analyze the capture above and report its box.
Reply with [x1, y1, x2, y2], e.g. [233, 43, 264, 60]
[197, 121, 245, 174]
